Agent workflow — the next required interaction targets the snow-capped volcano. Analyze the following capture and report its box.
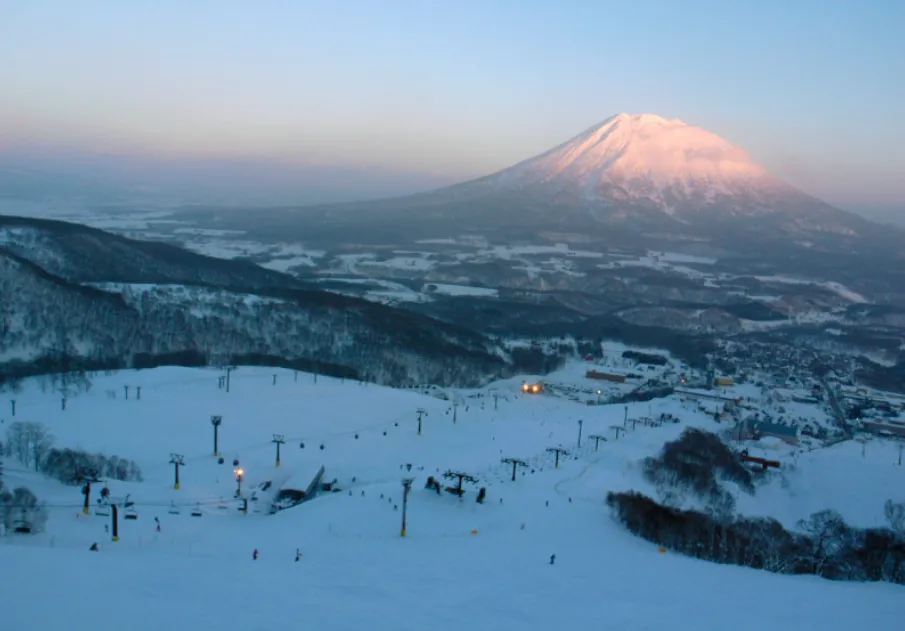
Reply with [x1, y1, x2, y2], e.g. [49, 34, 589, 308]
[445, 113, 795, 213]
[429, 113, 870, 235]
[500, 113, 765, 201]
[216, 112, 897, 258]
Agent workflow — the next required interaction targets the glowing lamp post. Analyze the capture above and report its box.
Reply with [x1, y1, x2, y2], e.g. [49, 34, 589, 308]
[234, 467, 244, 496]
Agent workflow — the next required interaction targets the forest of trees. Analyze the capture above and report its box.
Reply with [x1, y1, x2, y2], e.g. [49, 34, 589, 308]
[0, 256, 530, 389]
[4, 421, 143, 486]
[0, 421, 143, 535]
[642, 428, 758, 518]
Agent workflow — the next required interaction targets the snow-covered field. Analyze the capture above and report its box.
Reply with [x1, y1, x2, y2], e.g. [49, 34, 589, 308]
[424, 282, 499, 298]
[1, 364, 902, 630]
[753, 275, 868, 304]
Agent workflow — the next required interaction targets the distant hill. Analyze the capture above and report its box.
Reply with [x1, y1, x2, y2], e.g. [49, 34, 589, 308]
[0, 215, 533, 387]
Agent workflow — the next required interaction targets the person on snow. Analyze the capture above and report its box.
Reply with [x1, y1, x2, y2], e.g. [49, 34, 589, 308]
[295, 549, 301, 562]
[154, 517, 161, 533]
[253, 548, 259, 560]
[549, 554, 556, 565]
[89, 542, 99, 551]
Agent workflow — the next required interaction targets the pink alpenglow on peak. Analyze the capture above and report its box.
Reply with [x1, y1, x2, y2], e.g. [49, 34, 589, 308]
[500, 113, 768, 197]
[430, 112, 868, 236]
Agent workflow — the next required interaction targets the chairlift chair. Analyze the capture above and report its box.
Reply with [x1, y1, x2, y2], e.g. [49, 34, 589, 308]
[168, 502, 180, 515]
[190, 504, 203, 518]
[94, 504, 110, 517]
[124, 504, 138, 520]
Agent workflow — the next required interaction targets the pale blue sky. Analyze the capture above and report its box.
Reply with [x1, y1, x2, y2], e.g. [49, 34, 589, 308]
[1, 0, 903, 214]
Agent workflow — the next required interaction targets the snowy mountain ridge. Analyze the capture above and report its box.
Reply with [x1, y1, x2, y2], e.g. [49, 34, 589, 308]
[0, 215, 526, 387]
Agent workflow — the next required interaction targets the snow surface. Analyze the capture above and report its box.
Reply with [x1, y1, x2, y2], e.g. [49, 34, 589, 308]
[754, 275, 867, 303]
[424, 283, 499, 297]
[1, 364, 901, 630]
[597, 251, 710, 279]
[737, 439, 905, 530]
[359, 253, 437, 272]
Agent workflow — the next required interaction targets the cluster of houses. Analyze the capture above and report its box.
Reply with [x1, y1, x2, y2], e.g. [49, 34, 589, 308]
[730, 417, 801, 445]
[714, 340, 856, 389]
[578, 340, 904, 449]
[839, 386, 905, 439]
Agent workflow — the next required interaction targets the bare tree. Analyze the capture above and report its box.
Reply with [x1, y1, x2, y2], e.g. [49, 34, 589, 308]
[5, 422, 28, 463]
[5, 422, 54, 470]
[885, 500, 905, 534]
[797, 509, 852, 578]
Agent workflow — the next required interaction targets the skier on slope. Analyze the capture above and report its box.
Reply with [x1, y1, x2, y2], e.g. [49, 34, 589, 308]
[295, 549, 301, 562]
[253, 548, 259, 560]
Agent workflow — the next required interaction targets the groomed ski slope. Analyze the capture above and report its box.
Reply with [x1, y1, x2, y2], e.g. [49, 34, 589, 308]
[0, 366, 901, 631]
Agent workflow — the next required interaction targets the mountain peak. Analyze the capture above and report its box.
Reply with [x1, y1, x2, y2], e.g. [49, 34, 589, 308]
[521, 112, 767, 190]
[423, 112, 872, 240]
[449, 112, 777, 213]
[610, 112, 676, 125]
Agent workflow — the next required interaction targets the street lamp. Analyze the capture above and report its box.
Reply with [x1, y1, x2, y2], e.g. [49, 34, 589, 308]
[234, 467, 244, 496]
[400, 477, 414, 537]
[596, 390, 601, 405]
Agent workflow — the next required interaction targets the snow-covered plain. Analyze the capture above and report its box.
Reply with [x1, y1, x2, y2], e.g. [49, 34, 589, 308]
[424, 283, 499, 298]
[1, 365, 901, 630]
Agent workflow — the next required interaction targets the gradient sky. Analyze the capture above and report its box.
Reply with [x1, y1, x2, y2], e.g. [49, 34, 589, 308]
[1, 0, 903, 215]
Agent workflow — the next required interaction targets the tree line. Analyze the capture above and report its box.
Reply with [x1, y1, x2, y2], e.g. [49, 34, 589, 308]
[0, 421, 144, 535]
[607, 491, 905, 585]
[4, 421, 143, 485]
[608, 428, 905, 585]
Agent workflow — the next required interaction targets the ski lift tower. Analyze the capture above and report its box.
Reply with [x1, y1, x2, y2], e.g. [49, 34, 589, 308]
[416, 408, 427, 435]
[546, 447, 569, 469]
[78, 470, 100, 515]
[169, 453, 185, 490]
[211, 415, 223, 457]
[400, 477, 414, 537]
[442, 470, 478, 497]
[501, 457, 528, 482]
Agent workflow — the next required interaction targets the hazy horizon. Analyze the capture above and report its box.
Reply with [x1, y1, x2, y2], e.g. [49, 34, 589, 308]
[1, 0, 903, 221]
